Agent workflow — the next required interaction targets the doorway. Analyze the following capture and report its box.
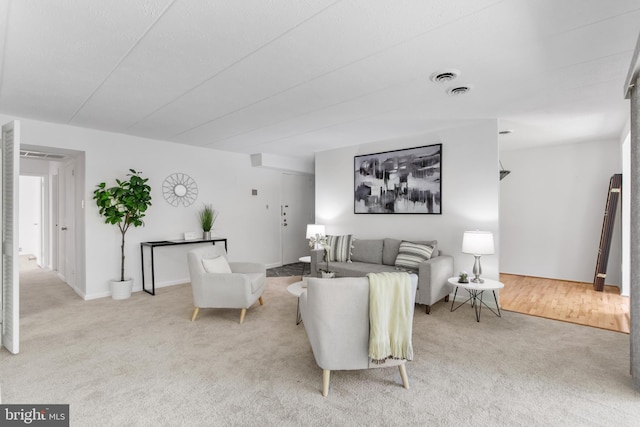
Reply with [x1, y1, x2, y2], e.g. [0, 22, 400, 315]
[19, 146, 85, 296]
[281, 173, 315, 265]
[18, 175, 44, 266]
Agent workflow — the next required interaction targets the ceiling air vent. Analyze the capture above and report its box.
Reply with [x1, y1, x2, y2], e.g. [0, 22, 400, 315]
[447, 86, 471, 96]
[430, 70, 459, 83]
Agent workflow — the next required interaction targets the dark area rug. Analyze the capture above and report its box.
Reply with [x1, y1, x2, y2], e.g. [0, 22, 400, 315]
[267, 262, 308, 278]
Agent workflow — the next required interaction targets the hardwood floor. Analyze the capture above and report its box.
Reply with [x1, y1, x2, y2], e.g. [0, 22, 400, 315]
[499, 274, 630, 334]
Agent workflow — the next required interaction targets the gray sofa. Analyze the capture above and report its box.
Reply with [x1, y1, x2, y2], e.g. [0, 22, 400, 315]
[310, 238, 453, 314]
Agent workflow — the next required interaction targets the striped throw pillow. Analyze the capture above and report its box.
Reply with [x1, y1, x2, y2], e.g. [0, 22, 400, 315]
[326, 235, 354, 262]
[394, 241, 434, 271]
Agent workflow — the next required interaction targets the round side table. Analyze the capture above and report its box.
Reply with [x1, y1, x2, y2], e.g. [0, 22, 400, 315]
[447, 277, 504, 322]
[287, 281, 306, 325]
[299, 256, 311, 279]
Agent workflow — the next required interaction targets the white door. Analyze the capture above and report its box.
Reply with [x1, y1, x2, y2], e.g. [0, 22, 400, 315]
[2, 120, 20, 354]
[58, 160, 75, 288]
[281, 173, 315, 265]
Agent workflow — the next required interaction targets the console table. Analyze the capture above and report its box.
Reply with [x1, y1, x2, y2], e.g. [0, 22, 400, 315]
[140, 238, 228, 295]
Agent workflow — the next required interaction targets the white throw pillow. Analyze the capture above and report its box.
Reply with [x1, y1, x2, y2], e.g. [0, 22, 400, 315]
[202, 256, 232, 274]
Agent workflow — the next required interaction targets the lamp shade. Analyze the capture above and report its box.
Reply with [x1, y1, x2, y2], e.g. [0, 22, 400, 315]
[306, 224, 326, 239]
[462, 231, 494, 255]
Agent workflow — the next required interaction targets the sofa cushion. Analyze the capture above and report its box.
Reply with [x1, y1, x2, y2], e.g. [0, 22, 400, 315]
[201, 256, 232, 274]
[351, 239, 383, 264]
[394, 241, 435, 271]
[326, 235, 354, 262]
[382, 238, 402, 266]
[330, 261, 397, 277]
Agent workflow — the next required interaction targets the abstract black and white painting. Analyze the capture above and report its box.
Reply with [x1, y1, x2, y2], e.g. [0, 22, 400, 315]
[354, 144, 441, 214]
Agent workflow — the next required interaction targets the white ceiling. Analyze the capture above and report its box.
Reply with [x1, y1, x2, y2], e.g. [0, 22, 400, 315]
[1, 0, 639, 160]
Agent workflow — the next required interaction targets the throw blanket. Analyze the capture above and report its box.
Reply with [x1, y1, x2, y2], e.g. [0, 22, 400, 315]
[367, 272, 413, 364]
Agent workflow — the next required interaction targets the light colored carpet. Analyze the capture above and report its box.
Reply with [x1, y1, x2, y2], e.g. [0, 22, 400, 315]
[1, 263, 639, 426]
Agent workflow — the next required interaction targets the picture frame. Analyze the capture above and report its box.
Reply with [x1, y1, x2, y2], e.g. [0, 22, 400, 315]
[354, 144, 442, 214]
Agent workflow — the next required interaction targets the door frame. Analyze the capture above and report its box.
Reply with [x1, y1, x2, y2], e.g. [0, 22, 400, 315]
[2, 120, 20, 354]
[280, 172, 315, 266]
[20, 144, 86, 297]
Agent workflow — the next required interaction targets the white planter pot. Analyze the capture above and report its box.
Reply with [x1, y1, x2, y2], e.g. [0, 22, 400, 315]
[110, 278, 133, 300]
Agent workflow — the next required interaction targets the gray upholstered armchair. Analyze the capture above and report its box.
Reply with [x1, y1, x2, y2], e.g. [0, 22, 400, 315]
[187, 245, 266, 324]
[299, 275, 417, 396]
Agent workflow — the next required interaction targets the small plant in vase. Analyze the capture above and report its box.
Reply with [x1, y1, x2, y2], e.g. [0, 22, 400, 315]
[198, 203, 218, 240]
[309, 234, 334, 278]
[458, 271, 469, 283]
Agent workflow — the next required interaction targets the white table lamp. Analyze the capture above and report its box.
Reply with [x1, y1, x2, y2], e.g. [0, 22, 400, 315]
[306, 224, 326, 249]
[462, 231, 494, 283]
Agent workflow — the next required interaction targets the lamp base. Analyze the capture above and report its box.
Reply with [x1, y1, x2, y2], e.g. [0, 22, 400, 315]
[471, 255, 484, 284]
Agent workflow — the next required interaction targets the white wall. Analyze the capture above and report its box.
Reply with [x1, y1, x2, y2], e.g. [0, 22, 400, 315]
[18, 176, 42, 261]
[500, 139, 622, 286]
[1, 115, 288, 299]
[315, 120, 500, 280]
[20, 157, 51, 266]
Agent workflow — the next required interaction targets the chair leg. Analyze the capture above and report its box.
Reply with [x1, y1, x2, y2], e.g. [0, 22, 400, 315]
[322, 369, 331, 397]
[239, 308, 247, 324]
[425, 305, 431, 315]
[399, 364, 410, 389]
[259, 296, 264, 305]
[191, 307, 199, 322]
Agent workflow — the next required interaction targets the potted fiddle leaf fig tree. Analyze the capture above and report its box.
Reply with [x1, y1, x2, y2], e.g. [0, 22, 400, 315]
[93, 169, 152, 300]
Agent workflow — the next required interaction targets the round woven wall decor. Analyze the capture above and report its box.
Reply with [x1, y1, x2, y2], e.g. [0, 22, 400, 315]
[162, 173, 198, 207]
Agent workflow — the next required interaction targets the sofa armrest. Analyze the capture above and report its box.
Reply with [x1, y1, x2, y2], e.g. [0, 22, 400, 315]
[416, 255, 454, 307]
[194, 273, 253, 306]
[229, 262, 265, 274]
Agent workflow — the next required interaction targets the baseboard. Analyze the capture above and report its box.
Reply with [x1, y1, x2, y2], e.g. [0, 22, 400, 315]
[154, 278, 190, 288]
[83, 290, 111, 300]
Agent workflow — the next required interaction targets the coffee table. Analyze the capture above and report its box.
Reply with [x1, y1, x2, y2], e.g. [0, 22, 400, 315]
[287, 281, 305, 325]
[447, 277, 504, 322]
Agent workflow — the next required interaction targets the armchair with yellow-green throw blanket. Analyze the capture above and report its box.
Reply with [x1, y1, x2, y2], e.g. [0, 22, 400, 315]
[299, 273, 417, 396]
